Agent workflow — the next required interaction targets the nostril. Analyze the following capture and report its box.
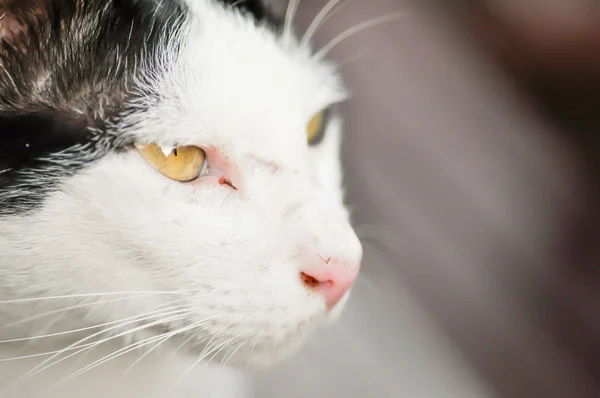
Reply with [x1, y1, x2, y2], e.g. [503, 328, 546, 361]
[300, 272, 332, 291]
[300, 262, 359, 309]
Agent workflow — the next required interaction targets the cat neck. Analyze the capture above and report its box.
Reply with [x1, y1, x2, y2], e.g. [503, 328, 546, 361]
[0, 343, 251, 398]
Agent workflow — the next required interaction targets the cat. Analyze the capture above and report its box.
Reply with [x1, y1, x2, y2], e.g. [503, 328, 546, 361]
[0, 0, 362, 397]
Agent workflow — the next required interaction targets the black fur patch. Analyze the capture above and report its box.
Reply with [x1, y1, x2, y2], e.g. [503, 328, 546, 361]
[0, 0, 282, 215]
[216, 0, 282, 30]
[0, 0, 186, 215]
[0, 113, 117, 212]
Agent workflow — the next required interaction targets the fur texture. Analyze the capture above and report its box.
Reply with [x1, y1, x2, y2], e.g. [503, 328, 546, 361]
[0, 0, 362, 397]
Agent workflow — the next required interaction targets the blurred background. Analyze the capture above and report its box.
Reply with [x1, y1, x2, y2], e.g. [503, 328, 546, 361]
[253, 1, 600, 397]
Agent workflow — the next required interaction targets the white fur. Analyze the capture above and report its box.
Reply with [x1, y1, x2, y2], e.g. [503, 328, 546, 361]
[0, 1, 362, 397]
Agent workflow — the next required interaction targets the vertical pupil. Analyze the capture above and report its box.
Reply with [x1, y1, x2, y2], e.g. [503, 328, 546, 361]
[173, 148, 178, 156]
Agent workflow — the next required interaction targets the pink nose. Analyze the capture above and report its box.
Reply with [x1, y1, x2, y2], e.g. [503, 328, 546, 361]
[300, 259, 360, 310]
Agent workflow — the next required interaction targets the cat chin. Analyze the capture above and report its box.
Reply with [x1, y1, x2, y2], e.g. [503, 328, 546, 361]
[173, 322, 322, 370]
[216, 307, 348, 370]
[224, 333, 314, 370]
[160, 302, 348, 370]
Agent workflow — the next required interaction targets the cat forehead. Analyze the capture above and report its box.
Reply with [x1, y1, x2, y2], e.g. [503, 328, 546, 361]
[126, 1, 346, 149]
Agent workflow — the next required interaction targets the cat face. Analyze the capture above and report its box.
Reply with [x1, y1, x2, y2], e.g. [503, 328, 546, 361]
[0, 0, 362, 368]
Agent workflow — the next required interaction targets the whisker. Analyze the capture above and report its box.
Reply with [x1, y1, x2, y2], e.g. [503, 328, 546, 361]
[0, 301, 185, 344]
[169, 319, 238, 392]
[1, 294, 192, 330]
[121, 316, 215, 376]
[206, 337, 247, 396]
[0, 342, 98, 362]
[169, 338, 227, 393]
[55, 316, 208, 386]
[223, 339, 245, 368]
[19, 312, 67, 352]
[0, 309, 186, 395]
[18, 298, 192, 377]
[195, 321, 233, 364]
[284, 0, 301, 35]
[0, 304, 186, 361]
[202, 332, 244, 370]
[0, 289, 195, 305]
[199, 328, 250, 395]
[62, 318, 204, 386]
[16, 312, 189, 393]
[315, 12, 406, 59]
[12, 307, 189, 387]
[119, 335, 173, 376]
[300, 0, 343, 47]
[243, 332, 261, 369]
[165, 331, 198, 364]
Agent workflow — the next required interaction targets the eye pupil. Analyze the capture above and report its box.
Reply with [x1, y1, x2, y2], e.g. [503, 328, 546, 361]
[172, 148, 178, 156]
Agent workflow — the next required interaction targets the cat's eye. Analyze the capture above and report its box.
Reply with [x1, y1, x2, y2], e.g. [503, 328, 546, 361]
[306, 108, 330, 146]
[135, 143, 207, 182]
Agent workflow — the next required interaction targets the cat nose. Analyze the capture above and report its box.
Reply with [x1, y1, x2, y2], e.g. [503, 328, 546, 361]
[300, 258, 360, 310]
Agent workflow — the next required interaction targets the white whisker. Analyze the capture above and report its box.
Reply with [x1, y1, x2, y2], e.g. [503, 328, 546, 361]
[300, 0, 343, 47]
[195, 321, 233, 364]
[244, 333, 259, 369]
[165, 331, 198, 364]
[14, 314, 189, 393]
[0, 342, 97, 362]
[121, 316, 215, 376]
[55, 317, 207, 385]
[202, 331, 243, 370]
[169, 319, 238, 393]
[1, 294, 193, 331]
[0, 303, 187, 361]
[223, 339, 245, 368]
[284, 0, 300, 36]
[0, 303, 183, 345]
[198, 328, 249, 395]
[12, 307, 189, 387]
[315, 12, 406, 59]
[206, 336, 247, 396]
[0, 289, 195, 305]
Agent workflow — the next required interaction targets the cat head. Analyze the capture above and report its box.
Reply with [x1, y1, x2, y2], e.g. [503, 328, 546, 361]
[0, 0, 362, 368]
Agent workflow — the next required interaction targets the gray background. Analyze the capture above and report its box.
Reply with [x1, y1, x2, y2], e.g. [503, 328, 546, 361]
[253, 1, 600, 397]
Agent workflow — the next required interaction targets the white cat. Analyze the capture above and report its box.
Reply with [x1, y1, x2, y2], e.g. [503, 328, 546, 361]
[0, 0, 362, 397]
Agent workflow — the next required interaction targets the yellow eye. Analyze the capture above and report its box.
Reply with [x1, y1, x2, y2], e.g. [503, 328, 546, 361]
[135, 143, 207, 182]
[306, 109, 329, 145]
